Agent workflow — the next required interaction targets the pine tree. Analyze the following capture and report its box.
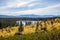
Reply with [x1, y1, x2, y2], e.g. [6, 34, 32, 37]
[35, 21, 39, 33]
[19, 21, 23, 35]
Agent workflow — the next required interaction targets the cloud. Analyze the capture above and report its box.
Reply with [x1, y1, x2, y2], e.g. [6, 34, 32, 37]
[0, 0, 60, 16]
[0, 3, 60, 15]
[9, 3, 60, 15]
[0, 0, 38, 11]
[0, 0, 37, 8]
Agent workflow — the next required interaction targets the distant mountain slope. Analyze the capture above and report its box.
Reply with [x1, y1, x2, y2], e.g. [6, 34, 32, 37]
[0, 15, 16, 18]
[0, 14, 60, 18]
[18, 14, 59, 18]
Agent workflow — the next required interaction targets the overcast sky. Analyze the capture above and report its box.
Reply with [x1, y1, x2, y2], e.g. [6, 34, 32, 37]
[0, 0, 60, 16]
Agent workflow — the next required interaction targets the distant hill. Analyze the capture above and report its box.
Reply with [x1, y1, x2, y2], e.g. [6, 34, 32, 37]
[17, 14, 60, 18]
[0, 15, 16, 18]
[0, 14, 60, 18]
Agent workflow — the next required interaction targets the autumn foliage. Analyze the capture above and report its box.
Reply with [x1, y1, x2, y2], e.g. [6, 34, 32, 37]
[0, 18, 60, 37]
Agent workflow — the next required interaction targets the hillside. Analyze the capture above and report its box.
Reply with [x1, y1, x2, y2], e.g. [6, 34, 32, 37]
[0, 14, 60, 18]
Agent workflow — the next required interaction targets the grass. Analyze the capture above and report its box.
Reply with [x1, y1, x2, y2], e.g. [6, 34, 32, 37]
[0, 18, 60, 40]
[0, 30, 60, 40]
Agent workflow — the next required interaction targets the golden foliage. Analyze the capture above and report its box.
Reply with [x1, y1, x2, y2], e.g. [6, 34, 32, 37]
[0, 26, 19, 37]
[0, 18, 60, 37]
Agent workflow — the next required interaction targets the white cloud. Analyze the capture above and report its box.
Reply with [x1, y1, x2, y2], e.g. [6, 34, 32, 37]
[0, 3, 60, 15]
[0, 0, 37, 13]
[10, 3, 60, 15]
[28, 3, 38, 7]
[0, 0, 36, 8]
[0, 0, 40, 14]
[0, 0, 37, 10]
[0, 0, 60, 16]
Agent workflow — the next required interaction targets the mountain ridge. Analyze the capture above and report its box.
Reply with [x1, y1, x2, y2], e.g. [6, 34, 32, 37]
[0, 14, 60, 18]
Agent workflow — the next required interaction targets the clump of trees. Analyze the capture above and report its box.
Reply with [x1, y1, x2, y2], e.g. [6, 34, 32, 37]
[18, 21, 24, 35]
[0, 19, 16, 29]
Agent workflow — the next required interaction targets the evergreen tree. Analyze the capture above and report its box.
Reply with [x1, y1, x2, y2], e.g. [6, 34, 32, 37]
[35, 21, 39, 33]
[19, 21, 23, 34]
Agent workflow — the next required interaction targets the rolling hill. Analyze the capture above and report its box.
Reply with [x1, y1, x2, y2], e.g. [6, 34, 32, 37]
[0, 14, 60, 18]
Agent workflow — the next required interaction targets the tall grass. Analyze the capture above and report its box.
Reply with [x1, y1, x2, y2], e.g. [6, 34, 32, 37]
[0, 18, 60, 40]
[0, 29, 60, 40]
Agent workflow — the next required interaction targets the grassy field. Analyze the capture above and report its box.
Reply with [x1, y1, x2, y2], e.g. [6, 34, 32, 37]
[0, 30, 60, 40]
[0, 18, 60, 40]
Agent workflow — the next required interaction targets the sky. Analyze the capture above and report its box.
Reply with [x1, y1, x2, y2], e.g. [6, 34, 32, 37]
[0, 0, 60, 16]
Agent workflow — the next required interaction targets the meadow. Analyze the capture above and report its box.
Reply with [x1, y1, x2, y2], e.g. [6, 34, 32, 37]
[0, 18, 60, 40]
[0, 30, 60, 40]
